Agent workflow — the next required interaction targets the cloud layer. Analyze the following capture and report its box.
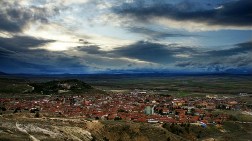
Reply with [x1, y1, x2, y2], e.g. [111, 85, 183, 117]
[113, 0, 252, 28]
[0, 0, 251, 74]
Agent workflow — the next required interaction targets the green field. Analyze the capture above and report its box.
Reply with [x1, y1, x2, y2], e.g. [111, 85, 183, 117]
[82, 75, 252, 96]
[1, 75, 252, 97]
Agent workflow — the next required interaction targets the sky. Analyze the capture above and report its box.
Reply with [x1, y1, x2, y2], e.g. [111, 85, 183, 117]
[0, 0, 251, 74]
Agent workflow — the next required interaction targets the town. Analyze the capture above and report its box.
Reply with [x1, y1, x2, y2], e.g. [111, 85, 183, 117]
[1, 91, 251, 126]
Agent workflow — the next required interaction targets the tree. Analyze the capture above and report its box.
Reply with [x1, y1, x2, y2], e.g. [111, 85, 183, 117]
[103, 137, 109, 141]
[191, 108, 196, 116]
[117, 109, 128, 113]
[197, 131, 202, 138]
[34, 111, 40, 118]
[185, 124, 190, 134]
[13, 107, 21, 113]
[114, 116, 122, 120]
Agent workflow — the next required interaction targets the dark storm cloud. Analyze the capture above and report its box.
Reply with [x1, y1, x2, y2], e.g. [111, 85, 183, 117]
[175, 41, 252, 72]
[111, 41, 197, 63]
[113, 41, 172, 63]
[78, 40, 251, 70]
[75, 40, 198, 65]
[0, 1, 59, 33]
[205, 41, 252, 57]
[0, 35, 55, 53]
[128, 27, 198, 39]
[175, 61, 195, 67]
[113, 0, 252, 27]
[0, 48, 88, 74]
[77, 45, 105, 55]
[228, 56, 252, 67]
[0, 46, 15, 56]
[0, 13, 22, 32]
[0, 55, 88, 74]
[0, 57, 50, 69]
[54, 55, 87, 68]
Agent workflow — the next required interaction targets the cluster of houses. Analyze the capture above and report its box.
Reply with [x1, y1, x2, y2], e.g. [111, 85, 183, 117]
[0, 91, 250, 125]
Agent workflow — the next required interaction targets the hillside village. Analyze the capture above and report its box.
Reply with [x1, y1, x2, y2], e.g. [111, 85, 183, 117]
[1, 89, 251, 125]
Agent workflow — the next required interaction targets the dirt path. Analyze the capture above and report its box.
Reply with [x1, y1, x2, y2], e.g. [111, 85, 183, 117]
[15, 122, 40, 141]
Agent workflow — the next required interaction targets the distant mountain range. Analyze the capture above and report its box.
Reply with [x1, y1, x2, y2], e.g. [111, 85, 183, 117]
[0, 70, 251, 76]
[0, 71, 7, 75]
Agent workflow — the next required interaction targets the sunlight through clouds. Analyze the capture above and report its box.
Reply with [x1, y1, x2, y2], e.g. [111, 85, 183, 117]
[0, 0, 251, 74]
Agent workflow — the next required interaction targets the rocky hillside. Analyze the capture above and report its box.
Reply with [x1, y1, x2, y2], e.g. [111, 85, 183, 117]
[88, 120, 185, 141]
[1, 113, 251, 141]
[0, 118, 93, 141]
[0, 114, 184, 141]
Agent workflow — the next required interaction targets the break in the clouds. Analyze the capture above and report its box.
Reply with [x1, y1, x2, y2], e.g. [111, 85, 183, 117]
[0, 0, 251, 74]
